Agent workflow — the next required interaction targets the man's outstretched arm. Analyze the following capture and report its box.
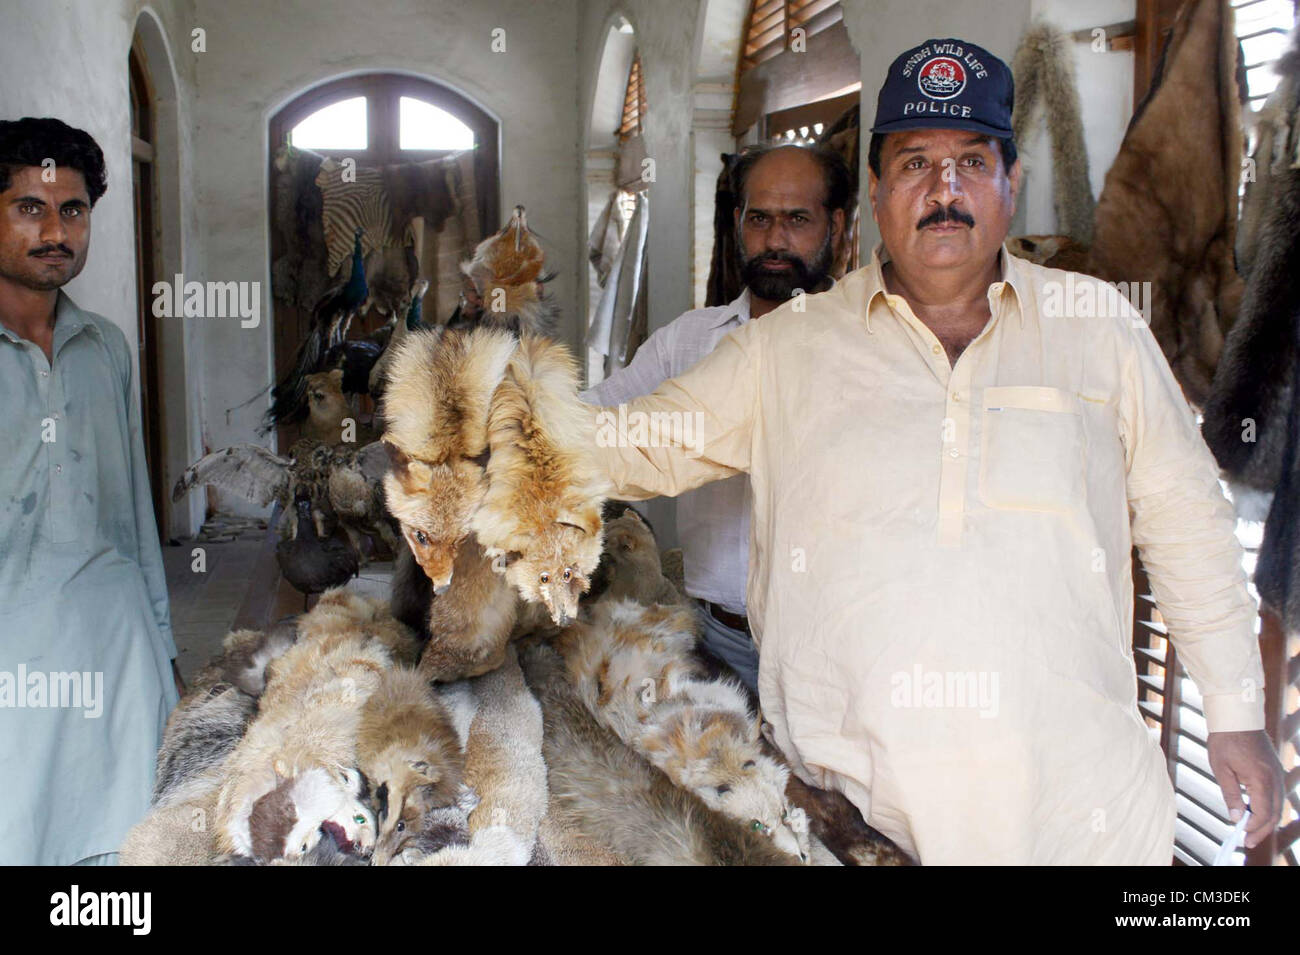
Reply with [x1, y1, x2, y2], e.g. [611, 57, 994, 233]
[589, 320, 760, 501]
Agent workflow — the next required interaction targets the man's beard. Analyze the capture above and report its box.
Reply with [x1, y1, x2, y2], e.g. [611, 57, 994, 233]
[738, 227, 835, 302]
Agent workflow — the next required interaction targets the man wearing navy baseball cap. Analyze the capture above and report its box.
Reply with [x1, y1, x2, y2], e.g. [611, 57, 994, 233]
[583, 36, 1281, 863]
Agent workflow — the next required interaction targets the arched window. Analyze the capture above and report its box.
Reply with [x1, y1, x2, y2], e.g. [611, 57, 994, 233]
[266, 74, 501, 450]
[269, 73, 498, 230]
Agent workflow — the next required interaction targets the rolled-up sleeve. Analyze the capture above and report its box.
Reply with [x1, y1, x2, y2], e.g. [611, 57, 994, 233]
[1119, 317, 1264, 732]
[581, 324, 673, 407]
[591, 322, 759, 502]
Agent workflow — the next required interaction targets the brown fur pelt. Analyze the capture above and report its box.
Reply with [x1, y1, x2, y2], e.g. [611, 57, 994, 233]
[1011, 21, 1096, 245]
[777, 754, 915, 866]
[1075, 0, 1244, 407]
[415, 532, 546, 682]
[271, 144, 328, 311]
[1203, 29, 1300, 626]
[380, 155, 458, 240]
[459, 206, 559, 337]
[1203, 29, 1300, 490]
[817, 101, 861, 276]
[704, 153, 743, 309]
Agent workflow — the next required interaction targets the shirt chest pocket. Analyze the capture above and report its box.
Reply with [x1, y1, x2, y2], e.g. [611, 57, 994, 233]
[978, 386, 1086, 513]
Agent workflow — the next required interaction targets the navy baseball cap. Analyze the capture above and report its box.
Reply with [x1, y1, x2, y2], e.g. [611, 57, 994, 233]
[870, 38, 1014, 138]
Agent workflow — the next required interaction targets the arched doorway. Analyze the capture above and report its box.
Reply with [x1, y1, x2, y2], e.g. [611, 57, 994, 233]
[129, 12, 190, 539]
[265, 73, 501, 448]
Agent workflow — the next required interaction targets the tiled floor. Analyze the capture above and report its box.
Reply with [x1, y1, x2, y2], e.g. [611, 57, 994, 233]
[162, 517, 395, 683]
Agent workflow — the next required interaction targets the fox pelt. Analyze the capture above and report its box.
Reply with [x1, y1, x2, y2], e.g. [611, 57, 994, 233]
[472, 334, 607, 626]
[457, 205, 559, 338]
[414, 531, 552, 683]
[555, 597, 808, 861]
[213, 590, 418, 861]
[357, 666, 470, 864]
[583, 503, 686, 608]
[518, 641, 799, 866]
[290, 587, 422, 669]
[381, 325, 518, 590]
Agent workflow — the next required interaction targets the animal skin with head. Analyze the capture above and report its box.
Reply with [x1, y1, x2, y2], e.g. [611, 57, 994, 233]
[584, 504, 684, 607]
[458, 205, 558, 337]
[356, 666, 468, 865]
[518, 641, 800, 866]
[381, 326, 518, 591]
[415, 532, 528, 681]
[555, 597, 808, 861]
[301, 368, 360, 446]
[472, 334, 607, 626]
[214, 591, 418, 861]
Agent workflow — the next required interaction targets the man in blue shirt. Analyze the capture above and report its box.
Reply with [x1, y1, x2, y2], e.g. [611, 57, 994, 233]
[0, 117, 181, 864]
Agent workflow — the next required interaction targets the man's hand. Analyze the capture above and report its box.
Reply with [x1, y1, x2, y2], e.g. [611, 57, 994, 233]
[1206, 729, 1284, 850]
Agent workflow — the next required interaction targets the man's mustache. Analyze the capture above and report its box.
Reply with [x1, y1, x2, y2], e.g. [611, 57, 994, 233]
[917, 206, 975, 230]
[30, 243, 74, 256]
[752, 251, 803, 267]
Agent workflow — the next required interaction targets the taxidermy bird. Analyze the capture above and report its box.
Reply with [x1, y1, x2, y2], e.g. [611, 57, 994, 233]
[263, 226, 371, 435]
[450, 206, 558, 337]
[276, 486, 359, 600]
[172, 438, 396, 590]
[368, 278, 431, 400]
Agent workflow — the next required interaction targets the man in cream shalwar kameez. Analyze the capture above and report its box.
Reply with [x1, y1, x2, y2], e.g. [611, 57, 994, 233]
[586, 38, 1281, 863]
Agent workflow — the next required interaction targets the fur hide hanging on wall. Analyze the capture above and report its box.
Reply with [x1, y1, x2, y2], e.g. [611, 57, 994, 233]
[271, 145, 329, 313]
[1010, 21, 1096, 245]
[1203, 28, 1300, 627]
[1012, 0, 1245, 409]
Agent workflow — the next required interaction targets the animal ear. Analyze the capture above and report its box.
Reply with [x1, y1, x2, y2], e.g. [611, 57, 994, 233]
[328, 368, 344, 384]
[491, 550, 522, 573]
[408, 759, 439, 781]
[464, 260, 492, 294]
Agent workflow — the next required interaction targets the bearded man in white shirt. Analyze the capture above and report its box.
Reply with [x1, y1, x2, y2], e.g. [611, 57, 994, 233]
[582, 144, 849, 693]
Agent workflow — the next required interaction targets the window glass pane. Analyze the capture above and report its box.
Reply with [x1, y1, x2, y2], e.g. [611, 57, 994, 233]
[290, 96, 367, 150]
[399, 96, 474, 150]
